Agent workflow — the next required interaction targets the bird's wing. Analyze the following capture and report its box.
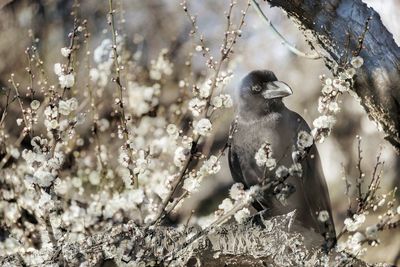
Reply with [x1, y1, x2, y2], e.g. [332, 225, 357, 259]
[303, 144, 337, 241]
[228, 146, 247, 185]
[228, 146, 268, 211]
[288, 110, 336, 241]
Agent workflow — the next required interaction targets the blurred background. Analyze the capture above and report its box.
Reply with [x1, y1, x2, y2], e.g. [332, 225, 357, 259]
[0, 0, 399, 264]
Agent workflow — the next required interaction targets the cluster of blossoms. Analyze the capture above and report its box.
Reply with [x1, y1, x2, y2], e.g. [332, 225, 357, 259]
[14, 95, 40, 131]
[127, 82, 161, 116]
[336, 186, 400, 255]
[149, 48, 173, 80]
[182, 155, 221, 193]
[254, 142, 276, 169]
[54, 62, 75, 88]
[21, 137, 65, 187]
[312, 56, 364, 142]
[196, 183, 260, 228]
[89, 37, 124, 87]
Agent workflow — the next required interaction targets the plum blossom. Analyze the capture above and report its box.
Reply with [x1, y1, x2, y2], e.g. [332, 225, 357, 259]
[229, 183, 246, 201]
[59, 73, 75, 88]
[198, 155, 221, 176]
[317, 210, 330, 222]
[182, 176, 200, 193]
[275, 166, 289, 178]
[59, 98, 78, 116]
[344, 214, 366, 232]
[255, 142, 276, 169]
[194, 118, 212, 136]
[54, 63, 63, 76]
[61, 47, 71, 57]
[211, 94, 233, 108]
[351, 56, 364, 69]
[297, 130, 313, 150]
[199, 80, 212, 98]
[149, 48, 173, 80]
[313, 115, 336, 129]
[188, 98, 206, 117]
[174, 147, 188, 167]
[234, 208, 250, 223]
[218, 198, 233, 213]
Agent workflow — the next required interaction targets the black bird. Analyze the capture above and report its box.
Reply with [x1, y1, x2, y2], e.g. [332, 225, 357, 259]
[228, 70, 336, 246]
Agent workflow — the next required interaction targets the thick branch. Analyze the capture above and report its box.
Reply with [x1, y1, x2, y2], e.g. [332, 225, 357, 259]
[0, 213, 378, 266]
[266, 0, 400, 151]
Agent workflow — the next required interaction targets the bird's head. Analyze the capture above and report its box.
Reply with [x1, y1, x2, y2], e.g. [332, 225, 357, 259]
[238, 70, 293, 116]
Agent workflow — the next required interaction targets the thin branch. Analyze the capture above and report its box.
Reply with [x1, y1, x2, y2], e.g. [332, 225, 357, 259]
[108, 0, 139, 188]
[250, 0, 321, 59]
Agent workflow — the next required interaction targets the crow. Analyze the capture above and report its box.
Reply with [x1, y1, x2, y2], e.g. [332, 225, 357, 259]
[229, 70, 336, 247]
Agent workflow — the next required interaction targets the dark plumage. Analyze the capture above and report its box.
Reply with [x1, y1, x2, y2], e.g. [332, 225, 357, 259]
[229, 70, 336, 245]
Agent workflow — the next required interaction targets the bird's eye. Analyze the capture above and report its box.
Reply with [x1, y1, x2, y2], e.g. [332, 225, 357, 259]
[251, 84, 262, 92]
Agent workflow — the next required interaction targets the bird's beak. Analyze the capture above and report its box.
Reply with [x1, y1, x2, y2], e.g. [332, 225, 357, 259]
[262, 81, 293, 99]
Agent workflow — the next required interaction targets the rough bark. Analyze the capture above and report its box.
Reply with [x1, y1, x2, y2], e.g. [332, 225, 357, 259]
[266, 0, 400, 151]
[0, 213, 381, 267]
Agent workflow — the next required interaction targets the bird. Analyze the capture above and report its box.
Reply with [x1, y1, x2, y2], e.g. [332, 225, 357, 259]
[228, 70, 336, 247]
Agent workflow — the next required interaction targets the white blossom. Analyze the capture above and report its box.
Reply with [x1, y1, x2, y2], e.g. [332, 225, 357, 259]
[195, 45, 203, 52]
[174, 147, 187, 167]
[328, 101, 340, 113]
[30, 100, 40, 110]
[275, 166, 289, 178]
[54, 63, 63, 76]
[254, 142, 276, 169]
[188, 98, 206, 117]
[149, 49, 173, 80]
[61, 47, 71, 57]
[344, 214, 366, 232]
[59, 98, 78, 116]
[59, 73, 75, 88]
[88, 171, 101, 185]
[234, 208, 250, 223]
[346, 232, 365, 254]
[198, 155, 221, 176]
[211, 95, 223, 108]
[211, 94, 232, 108]
[229, 183, 245, 201]
[317, 210, 330, 222]
[351, 56, 364, 68]
[182, 176, 200, 193]
[193, 118, 212, 136]
[313, 115, 336, 129]
[289, 163, 302, 177]
[218, 198, 233, 213]
[199, 81, 212, 98]
[297, 130, 313, 150]
[166, 124, 178, 136]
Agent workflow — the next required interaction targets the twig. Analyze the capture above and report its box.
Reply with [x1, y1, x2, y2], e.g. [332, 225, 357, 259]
[250, 0, 321, 59]
[0, 131, 27, 170]
[355, 136, 363, 207]
[108, 0, 139, 188]
[354, 16, 372, 57]
[10, 75, 30, 133]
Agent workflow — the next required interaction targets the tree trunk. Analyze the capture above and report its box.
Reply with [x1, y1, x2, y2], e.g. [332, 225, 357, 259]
[266, 0, 400, 152]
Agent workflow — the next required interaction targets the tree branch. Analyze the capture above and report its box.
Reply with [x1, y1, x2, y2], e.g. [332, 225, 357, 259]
[265, 0, 400, 152]
[0, 213, 380, 266]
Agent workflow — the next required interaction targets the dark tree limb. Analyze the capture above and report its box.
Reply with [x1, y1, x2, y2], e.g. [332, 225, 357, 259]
[0, 213, 379, 267]
[265, 0, 400, 151]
